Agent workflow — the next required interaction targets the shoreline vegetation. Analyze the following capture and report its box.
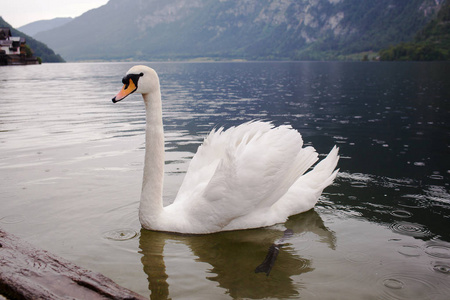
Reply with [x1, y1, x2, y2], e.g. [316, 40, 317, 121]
[379, 1, 450, 61]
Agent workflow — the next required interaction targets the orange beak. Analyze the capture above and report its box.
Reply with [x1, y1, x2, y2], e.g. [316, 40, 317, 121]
[112, 78, 137, 103]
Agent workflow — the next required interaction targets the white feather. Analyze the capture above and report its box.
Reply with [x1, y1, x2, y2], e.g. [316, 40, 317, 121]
[114, 66, 339, 234]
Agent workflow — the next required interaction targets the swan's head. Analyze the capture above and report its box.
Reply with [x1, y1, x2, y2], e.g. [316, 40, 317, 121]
[112, 65, 159, 103]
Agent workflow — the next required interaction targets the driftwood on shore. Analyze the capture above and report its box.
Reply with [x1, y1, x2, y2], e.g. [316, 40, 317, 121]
[0, 228, 146, 300]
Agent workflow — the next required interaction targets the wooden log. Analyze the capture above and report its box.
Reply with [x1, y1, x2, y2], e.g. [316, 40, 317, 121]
[0, 228, 146, 300]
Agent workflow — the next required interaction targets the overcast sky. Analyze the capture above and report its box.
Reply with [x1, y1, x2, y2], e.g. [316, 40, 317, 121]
[2, 0, 109, 28]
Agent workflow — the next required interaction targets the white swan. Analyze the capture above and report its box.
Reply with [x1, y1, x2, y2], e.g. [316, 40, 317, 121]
[112, 65, 339, 234]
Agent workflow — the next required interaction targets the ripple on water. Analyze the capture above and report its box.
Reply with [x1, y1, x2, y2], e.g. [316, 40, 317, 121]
[398, 195, 428, 209]
[383, 278, 404, 289]
[350, 182, 368, 188]
[379, 273, 439, 300]
[425, 242, 450, 259]
[389, 222, 431, 238]
[390, 210, 413, 218]
[432, 262, 450, 274]
[0, 215, 25, 224]
[102, 228, 139, 241]
[429, 174, 444, 181]
[345, 251, 372, 263]
[398, 245, 422, 257]
[297, 258, 313, 273]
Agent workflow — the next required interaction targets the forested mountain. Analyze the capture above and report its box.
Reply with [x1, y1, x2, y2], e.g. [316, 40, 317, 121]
[18, 18, 73, 37]
[380, 0, 450, 60]
[0, 17, 65, 63]
[34, 0, 445, 61]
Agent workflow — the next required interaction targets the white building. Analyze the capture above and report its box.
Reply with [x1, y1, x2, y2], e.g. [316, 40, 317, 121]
[0, 27, 38, 65]
[0, 28, 22, 55]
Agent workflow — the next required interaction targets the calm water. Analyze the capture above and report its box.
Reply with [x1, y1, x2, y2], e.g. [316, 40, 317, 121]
[1, 62, 449, 299]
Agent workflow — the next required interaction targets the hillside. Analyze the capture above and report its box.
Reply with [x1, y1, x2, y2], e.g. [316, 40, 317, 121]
[0, 17, 65, 63]
[18, 18, 73, 37]
[34, 0, 445, 61]
[380, 0, 450, 60]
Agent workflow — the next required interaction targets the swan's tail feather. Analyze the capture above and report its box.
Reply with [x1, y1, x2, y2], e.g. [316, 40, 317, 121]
[311, 145, 340, 190]
[272, 146, 339, 218]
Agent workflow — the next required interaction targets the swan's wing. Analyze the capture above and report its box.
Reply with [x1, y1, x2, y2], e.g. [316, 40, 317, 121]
[172, 125, 234, 203]
[224, 146, 339, 231]
[174, 121, 319, 224]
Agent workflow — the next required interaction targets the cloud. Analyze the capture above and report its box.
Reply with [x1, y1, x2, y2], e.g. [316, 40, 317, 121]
[2, 0, 108, 28]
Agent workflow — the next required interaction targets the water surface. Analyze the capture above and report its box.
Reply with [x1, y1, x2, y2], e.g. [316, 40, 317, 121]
[1, 62, 449, 299]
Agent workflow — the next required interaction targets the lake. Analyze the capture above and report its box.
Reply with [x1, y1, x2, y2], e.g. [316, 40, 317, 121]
[0, 61, 449, 299]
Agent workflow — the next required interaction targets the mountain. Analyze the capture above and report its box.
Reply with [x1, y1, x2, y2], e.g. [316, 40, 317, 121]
[379, 0, 450, 60]
[0, 17, 65, 63]
[18, 18, 73, 37]
[34, 0, 445, 61]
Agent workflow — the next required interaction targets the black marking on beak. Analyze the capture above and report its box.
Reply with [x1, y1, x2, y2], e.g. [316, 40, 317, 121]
[122, 72, 144, 90]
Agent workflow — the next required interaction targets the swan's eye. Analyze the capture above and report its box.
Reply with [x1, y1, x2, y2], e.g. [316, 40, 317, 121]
[122, 73, 144, 89]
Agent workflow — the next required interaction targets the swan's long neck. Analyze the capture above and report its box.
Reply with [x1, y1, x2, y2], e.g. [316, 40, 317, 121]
[139, 90, 164, 226]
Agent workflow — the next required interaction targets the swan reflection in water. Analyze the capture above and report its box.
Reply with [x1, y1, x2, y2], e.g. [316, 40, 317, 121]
[139, 209, 336, 299]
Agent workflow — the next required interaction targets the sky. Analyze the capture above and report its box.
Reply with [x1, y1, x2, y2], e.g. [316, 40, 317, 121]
[2, 0, 109, 28]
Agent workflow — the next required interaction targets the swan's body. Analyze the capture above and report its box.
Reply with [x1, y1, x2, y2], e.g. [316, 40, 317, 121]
[113, 65, 339, 234]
